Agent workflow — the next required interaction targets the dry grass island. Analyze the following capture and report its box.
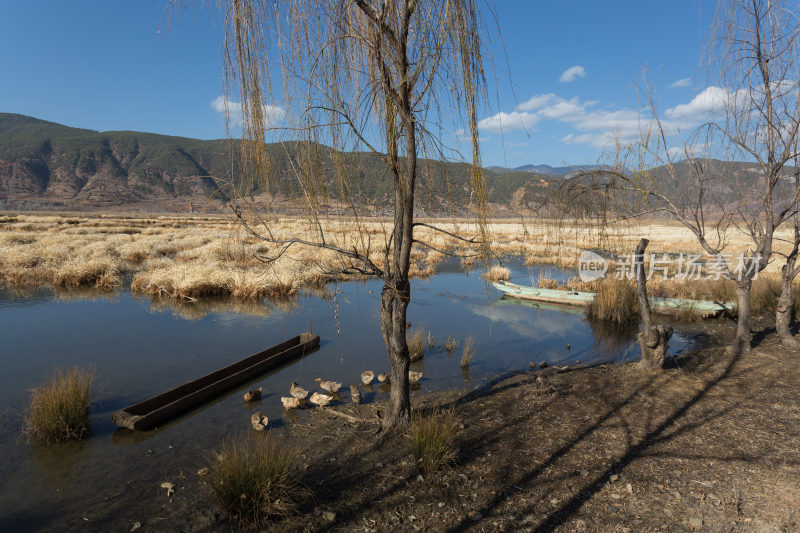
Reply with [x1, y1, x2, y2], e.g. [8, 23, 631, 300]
[0, 211, 793, 302]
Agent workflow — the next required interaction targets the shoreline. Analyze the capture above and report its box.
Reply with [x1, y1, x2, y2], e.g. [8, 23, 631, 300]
[52, 316, 799, 532]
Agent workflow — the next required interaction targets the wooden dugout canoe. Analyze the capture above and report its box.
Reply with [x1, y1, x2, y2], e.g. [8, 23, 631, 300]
[492, 280, 734, 318]
[112, 332, 320, 430]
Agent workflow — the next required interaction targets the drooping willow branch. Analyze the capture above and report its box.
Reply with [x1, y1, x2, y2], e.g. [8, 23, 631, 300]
[231, 204, 385, 278]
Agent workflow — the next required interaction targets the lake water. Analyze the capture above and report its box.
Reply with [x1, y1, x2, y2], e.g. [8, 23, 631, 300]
[0, 259, 689, 530]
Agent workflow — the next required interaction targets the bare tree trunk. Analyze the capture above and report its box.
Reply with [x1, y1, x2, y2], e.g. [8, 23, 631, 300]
[634, 238, 672, 369]
[776, 258, 800, 349]
[380, 282, 411, 427]
[380, 78, 416, 429]
[731, 279, 753, 354]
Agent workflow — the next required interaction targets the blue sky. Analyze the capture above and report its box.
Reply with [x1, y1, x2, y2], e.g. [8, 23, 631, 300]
[0, 1, 716, 168]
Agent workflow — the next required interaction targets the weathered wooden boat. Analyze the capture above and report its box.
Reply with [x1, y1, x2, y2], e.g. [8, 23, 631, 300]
[112, 332, 320, 430]
[492, 280, 734, 317]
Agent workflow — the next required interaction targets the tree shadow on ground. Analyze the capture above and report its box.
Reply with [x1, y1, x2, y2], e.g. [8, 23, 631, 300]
[444, 348, 745, 532]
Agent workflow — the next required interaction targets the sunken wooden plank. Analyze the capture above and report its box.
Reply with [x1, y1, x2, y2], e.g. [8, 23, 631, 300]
[112, 332, 320, 430]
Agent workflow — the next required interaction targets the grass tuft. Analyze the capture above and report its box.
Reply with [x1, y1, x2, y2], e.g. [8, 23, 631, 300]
[408, 329, 426, 361]
[460, 336, 475, 369]
[444, 336, 458, 354]
[206, 436, 306, 526]
[482, 265, 511, 282]
[410, 407, 459, 473]
[586, 277, 639, 325]
[23, 367, 94, 444]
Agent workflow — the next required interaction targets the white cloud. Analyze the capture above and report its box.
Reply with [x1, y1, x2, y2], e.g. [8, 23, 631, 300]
[517, 93, 560, 112]
[211, 95, 286, 128]
[664, 86, 730, 121]
[538, 97, 587, 120]
[479, 92, 645, 148]
[561, 133, 596, 145]
[668, 78, 691, 89]
[477, 110, 540, 133]
[667, 143, 709, 160]
[559, 65, 586, 83]
[477, 85, 750, 151]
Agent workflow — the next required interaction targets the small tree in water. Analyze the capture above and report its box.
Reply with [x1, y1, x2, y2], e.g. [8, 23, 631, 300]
[214, 0, 492, 428]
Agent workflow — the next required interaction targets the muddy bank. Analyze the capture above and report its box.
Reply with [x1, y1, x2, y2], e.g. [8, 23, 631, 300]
[20, 318, 800, 532]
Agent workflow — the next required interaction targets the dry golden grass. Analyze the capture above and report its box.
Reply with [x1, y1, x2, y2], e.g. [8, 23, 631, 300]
[206, 436, 307, 525]
[23, 367, 94, 444]
[0, 212, 791, 302]
[586, 278, 639, 325]
[410, 407, 459, 473]
[460, 336, 475, 369]
[482, 265, 511, 282]
[408, 329, 426, 362]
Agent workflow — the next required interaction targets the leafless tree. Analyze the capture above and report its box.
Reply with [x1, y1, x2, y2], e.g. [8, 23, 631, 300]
[562, 0, 800, 355]
[775, 152, 800, 348]
[207, 0, 492, 428]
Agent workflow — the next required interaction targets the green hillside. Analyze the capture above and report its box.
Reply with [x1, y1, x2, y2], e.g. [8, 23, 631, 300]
[0, 113, 556, 211]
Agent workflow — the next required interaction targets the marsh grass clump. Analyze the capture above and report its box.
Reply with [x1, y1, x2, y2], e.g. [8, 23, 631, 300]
[427, 331, 437, 351]
[410, 407, 459, 473]
[586, 277, 639, 325]
[750, 278, 781, 314]
[23, 367, 94, 444]
[460, 336, 475, 369]
[408, 329, 426, 361]
[674, 303, 704, 322]
[444, 336, 458, 354]
[206, 437, 306, 526]
[483, 265, 511, 282]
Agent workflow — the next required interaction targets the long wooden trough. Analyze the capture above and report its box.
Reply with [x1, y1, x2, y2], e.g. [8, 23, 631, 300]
[492, 280, 734, 318]
[112, 332, 320, 431]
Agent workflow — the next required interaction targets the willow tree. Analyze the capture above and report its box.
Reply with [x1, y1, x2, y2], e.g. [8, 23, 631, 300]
[217, 0, 490, 428]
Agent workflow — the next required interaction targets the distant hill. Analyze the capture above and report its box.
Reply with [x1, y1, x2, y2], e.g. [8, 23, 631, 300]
[512, 163, 607, 177]
[0, 113, 557, 213]
[488, 163, 608, 177]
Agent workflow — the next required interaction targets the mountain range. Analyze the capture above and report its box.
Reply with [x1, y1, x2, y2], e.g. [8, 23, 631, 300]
[1, 113, 783, 215]
[488, 163, 605, 177]
[0, 113, 561, 213]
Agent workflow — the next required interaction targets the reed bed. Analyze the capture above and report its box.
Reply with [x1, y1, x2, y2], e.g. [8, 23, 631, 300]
[1, 213, 794, 303]
[206, 436, 306, 526]
[23, 367, 94, 444]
